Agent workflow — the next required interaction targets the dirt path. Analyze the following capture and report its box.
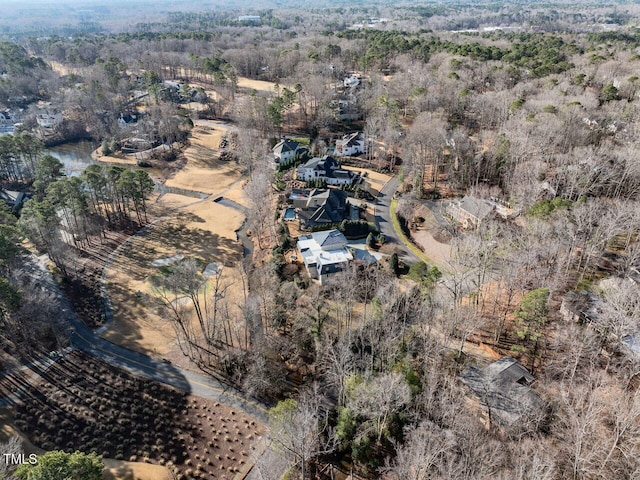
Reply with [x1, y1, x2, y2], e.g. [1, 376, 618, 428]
[411, 229, 452, 266]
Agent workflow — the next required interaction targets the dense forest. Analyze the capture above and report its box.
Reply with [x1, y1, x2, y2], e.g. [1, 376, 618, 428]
[2, 1, 640, 479]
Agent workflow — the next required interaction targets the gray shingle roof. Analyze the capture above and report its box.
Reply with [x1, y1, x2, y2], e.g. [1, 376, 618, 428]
[458, 196, 494, 221]
[311, 229, 348, 248]
[273, 138, 299, 156]
[460, 357, 541, 426]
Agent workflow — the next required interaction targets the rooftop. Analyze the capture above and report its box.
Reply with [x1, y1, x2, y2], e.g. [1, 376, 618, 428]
[456, 196, 494, 220]
[460, 357, 542, 426]
[273, 138, 299, 155]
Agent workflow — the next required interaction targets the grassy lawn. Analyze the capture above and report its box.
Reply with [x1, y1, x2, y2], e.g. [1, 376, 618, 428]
[389, 198, 433, 265]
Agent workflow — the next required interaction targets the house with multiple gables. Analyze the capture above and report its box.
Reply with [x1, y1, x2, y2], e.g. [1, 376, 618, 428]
[447, 195, 518, 229]
[296, 155, 359, 185]
[335, 132, 366, 157]
[297, 229, 353, 284]
[338, 93, 360, 121]
[290, 188, 352, 228]
[273, 138, 300, 166]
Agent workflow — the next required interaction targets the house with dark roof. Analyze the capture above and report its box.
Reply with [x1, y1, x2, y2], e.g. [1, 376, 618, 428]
[460, 357, 543, 427]
[446, 195, 495, 229]
[291, 188, 351, 228]
[0, 109, 14, 125]
[118, 113, 138, 129]
[272, 138, 300, 166]
[0, 189, 30, 213]
[336, 132, 366, 157]
[297, 229, 353, 284]
[296, 155, 359, 186]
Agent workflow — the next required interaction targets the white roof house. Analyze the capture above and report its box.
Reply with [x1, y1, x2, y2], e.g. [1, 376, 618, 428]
[344, 74, 362, 89]
[297, 230, 353, 284]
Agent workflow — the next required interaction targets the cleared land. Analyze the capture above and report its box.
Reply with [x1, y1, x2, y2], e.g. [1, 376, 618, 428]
[344, 166, 391, 196]
[236, 77, 279, 92]
[101, 118, 248, 357]
[101, 197, 245, 355]
[165, 122, 243, 195]
[409, 204, 452, 266]
[3, 352, 263, 480]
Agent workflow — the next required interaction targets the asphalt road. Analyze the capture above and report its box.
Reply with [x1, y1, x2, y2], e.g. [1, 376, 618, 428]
[1, 255, 268, 423]
[374, 175, 421, 265]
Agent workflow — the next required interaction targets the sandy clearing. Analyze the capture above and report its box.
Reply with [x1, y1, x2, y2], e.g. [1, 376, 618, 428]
[103, 460, 173, 480]
[344, 166, 392, 196]
[91, 148, 138, 167]
[153, 192, 202, 209]
[407, 204, 452, 266]
[222, 180, 250, 208]
[411, 229, 452, 266]
[101, 198, 245, 354]
[236, 76, 280, 92]
[165, 121, 243, 195]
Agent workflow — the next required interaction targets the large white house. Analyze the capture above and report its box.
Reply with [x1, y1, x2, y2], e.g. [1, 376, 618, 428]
[297, 229, 353, 284]
[296, 155, 359, 185]
[273, 138, 300, 165]
[336, 132, 366, 156]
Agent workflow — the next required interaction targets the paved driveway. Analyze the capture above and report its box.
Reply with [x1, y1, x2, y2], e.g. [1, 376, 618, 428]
[374, 176, 420, 264]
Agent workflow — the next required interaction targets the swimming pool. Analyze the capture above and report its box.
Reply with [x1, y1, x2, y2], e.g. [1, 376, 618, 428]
[284, 207, 296, 221]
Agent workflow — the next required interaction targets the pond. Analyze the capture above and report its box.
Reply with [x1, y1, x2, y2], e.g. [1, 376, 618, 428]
[46, 140, 97, 176]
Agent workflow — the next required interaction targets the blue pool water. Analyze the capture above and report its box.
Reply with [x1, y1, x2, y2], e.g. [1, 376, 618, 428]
[284, 208, 296, 220]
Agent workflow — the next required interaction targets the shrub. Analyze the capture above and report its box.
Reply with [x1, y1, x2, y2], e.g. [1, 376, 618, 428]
[390, 253, 400, 276]
[528, 196, 574, 218]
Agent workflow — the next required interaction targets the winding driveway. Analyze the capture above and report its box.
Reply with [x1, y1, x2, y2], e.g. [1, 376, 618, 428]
[374, 175, 421, 264]
[1, 253, 267, 422]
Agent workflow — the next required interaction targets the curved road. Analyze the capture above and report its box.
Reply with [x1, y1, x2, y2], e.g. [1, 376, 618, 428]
[374, 175, 420, 265]
[1, 255, 267, 424]
[4, 173, 409, 421]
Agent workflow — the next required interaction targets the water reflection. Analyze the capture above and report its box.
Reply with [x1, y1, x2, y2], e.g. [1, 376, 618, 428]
[46, 140, 97, 176]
